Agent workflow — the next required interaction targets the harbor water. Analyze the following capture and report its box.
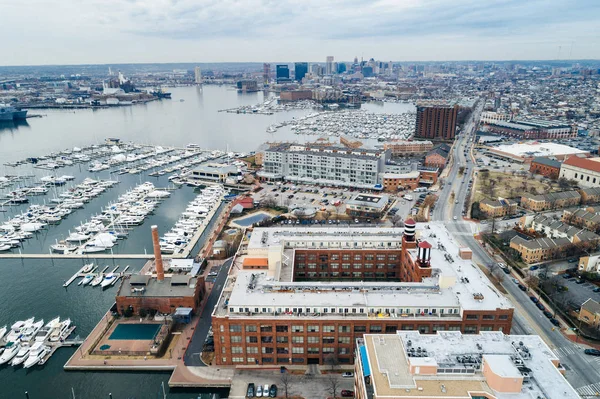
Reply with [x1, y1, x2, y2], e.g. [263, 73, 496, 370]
[0, 86, 413, 398]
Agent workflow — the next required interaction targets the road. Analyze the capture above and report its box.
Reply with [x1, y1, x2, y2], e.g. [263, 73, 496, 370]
[432, 101, 600, 394]
[184, 257, 232, 367]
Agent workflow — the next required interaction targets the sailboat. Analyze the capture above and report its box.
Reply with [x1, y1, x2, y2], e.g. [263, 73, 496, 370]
[100, 273, 117, 288]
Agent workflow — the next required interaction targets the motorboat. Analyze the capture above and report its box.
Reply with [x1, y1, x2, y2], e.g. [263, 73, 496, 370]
[49, 319, 71, 342]
[0, 325, 7, 341]
[80, 274, 94, 286]
[91, 274, 104, 287]
[50, 241, 77, 254]
[20, 319, 44, 343]
[10, 345, 31, 366]
[0, 244, 11, 252]
[35, 317, 60, 342]
[23, 342, 49, 368]
[100, 273, 117, 288]
[5, 318, 34, 342]
[65, 232, 89, 242]
[81, 245, 108, 253]
[82, 263, 94, 273]
[0, 342, 20, 364]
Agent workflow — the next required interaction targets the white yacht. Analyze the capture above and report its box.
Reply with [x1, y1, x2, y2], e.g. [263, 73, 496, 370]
[35, 317, 60, 342]
[50, 241, 77, 254]
[0, 342, 21, 364]
[82, 263, 94, 273]
[49, 319, 71, 342]
[91, 274, 104, 287]
[5, 318, 34, 342]
[65, 232, 89, 242]
[80, 274, 94, 286]
[10, 345, 31, 366]
[100, 273, 117, 288]
[23, 342, 48, 368]
[0, 325, 7, 341]
[20, 319, 44, 343]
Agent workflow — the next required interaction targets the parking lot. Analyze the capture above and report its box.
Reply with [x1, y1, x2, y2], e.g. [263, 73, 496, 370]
[229, 368, 355, 399]
[551, 274, 600, 308]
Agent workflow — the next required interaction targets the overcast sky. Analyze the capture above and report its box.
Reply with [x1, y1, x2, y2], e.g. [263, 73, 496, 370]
[2, 0, 599, 66]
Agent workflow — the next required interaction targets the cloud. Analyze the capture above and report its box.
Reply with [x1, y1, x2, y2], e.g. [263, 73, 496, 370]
[1, 0, 599, 64]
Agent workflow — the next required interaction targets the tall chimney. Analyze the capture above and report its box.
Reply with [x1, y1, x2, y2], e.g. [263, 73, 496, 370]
[151, 225, 164, 282]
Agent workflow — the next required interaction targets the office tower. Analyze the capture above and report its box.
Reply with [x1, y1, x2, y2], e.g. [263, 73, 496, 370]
[326, 56, 334, 75]
[337, 63, 347, 74]
[415, 101, 459, 140]
[194, 66, 202, 84]
[276, 64, 290, 83]
[294, 62, 308, 82]
[263, 63, 270, 84]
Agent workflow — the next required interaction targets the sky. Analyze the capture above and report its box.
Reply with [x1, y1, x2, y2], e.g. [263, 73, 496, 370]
[1, 0, 599, 66]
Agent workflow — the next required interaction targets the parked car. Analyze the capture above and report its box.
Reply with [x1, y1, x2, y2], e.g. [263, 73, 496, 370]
[568, 258, 578, 263]
[593, 287, 600, 293]
[263, 384, 269, 397]
[518, 284, 526, 292]
[269, 384, 278, 398]
[342, 372, 354, 378]
[550, 318, 561, 327]
[341, 390, 355, 397]
[576, 279, 585, 284]
[584, 349, 600, 356]
[529, 296, 538, 303]
[536, 303, 545, 311]
[543, 311, 553, 318]
[529, 265, 539, 271]
[247, 383, 255, 398]
[562, 274, 572, 279]
[256, 385, 263, 397]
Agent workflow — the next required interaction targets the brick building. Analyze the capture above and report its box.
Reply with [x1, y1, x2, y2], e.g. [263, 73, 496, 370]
[381, 169, 439, 192]
[479, 198, 518, 218]
[520, 190, 581, 211]
[383, 140, 433, 155]
[529, 157, 561, 178]
[212, 222, 514, 366]
[424, 145, 450, 169]
[580, 187, 600, 204]
[415, 101, 459, 140]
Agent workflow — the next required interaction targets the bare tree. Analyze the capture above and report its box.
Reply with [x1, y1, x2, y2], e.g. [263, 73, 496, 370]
[260, 196, 276, 208]
[280, 371, 293, 398]
[326, 374, 340, 399]
[325, 353, 340, 371]
[390, 214, 403, 227]
[322, 209, 331, 221]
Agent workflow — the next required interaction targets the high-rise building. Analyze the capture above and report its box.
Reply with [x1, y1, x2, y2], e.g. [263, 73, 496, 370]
[294, 62, 308, 82]
[326, 56, 334, 75]
[337, 63, 347, 74]
[276, 64, 290, 83]
[194, 66, 202, 84]
[415, 101, 459, 140]
[263, 63, 270, 84]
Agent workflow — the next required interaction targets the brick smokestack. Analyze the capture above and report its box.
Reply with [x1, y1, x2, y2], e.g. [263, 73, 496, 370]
[151, 225, 164, 281]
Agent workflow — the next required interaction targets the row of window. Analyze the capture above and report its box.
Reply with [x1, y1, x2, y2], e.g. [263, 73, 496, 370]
[296, 263, 397, 269]
[228, 306, 464, 316]
[298, 254, 397, 261]
[226, 357, 353, 364]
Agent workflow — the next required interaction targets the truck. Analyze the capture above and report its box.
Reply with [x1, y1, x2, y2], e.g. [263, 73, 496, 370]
[404, 194, 413, 201]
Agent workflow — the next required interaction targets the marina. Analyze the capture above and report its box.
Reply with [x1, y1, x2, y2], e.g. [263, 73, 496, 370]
[63, 263, 132, 288]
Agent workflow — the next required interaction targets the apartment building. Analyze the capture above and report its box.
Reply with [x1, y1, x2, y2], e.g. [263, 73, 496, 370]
[486, 119, 576, 140]
[520, 190, 581, 211]
[562, 207, 600, 230]
[415, 101, 459, 140]
[258, 143, 390, 189]
[580, 187, 600, 204]
[354, 331, 577, 399]
[520, 214, 600, 244]
[212, 222, 514, 366]
[479, 198, 518, 218]
[383, 140, 433, 155]
[579, 299, 600, 328]
[509, 236, 571, 264]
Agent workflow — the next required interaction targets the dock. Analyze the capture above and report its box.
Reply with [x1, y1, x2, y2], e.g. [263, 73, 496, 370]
[39, 326, 82, 365]
[0, 253, 155, 260]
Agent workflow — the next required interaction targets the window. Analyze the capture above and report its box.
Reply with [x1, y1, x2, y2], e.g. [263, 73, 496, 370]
[277, 348, 289, 354]
[339, 325, 351, 333]
[262, 347, 274, 354]
[339, 347, 349, 355]
[261, 336, 273, 343]
[464, 325, 478, 334]
[323, 325, 335, 333]
[308, 325, 319, 333]
[308, 336, 319, 344]
[480, 326, 494, 331]
[292, 347, 304, 354]
[322, 337, 335, 344]
[246, 325, 257, 333]
[385, 325, 397, 333]
[308, 347, 319, 354]
[292, 336, 304, 344]
[323, 347, 335, 353]
[370, 325, 382, 333]
[262, 357, 273, 363]
[231, 347, 243, 354]
[246, 347, 258, 354]
[247, 357, 256, 364]
[338, 337, 351, 344]
[276, 336, 288, 344]
[276, 325, 289, 333]
[260, 325, 272, 332]
[230, 336, 242, 343]
[482, 315, 495, 320]
[292, 325, 304, 333]
[354, 326, 366, 333]
[232, 357, 244, 363]
[246, 336, 258, 343]
[466, 315, 478, 320]
[229, 325, 242, 333]
[354, 254, 362, 260]
[499, 315, 509, 320]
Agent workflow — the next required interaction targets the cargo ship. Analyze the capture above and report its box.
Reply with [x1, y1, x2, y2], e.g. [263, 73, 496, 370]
[0, 104, 27, 121]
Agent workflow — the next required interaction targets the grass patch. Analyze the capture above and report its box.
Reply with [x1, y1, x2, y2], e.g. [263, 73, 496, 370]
[474, 171, 561, 202]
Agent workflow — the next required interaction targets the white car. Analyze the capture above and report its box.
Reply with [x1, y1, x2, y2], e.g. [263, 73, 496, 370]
[263, 384, 269, 397]
[342, 372, 354, 378]
[453, 216, 458, 220]
[256, 385, 263, 396]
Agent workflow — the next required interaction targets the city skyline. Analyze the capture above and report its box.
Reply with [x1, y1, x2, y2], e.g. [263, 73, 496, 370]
[2, 0, 600, 66]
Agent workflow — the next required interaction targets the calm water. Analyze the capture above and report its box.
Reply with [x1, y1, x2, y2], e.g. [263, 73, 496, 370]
[0, 86, 412, 398]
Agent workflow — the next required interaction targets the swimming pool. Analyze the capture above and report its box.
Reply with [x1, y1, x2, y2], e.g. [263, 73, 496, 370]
[109, 324, 161, 340]
[231, 212, 272, 227]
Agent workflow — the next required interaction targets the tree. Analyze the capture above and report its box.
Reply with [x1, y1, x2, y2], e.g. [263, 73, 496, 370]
[459, 166, 465, 176]
[280, 371, 293, 398]
[325, 353, 340, 371]
[390, 214, 403, 227]
[326, 374, 340, 399]
[260, 196, 276, 208]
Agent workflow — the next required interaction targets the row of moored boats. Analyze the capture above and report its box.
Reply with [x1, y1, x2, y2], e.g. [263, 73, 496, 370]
[0, 317, 73, 368]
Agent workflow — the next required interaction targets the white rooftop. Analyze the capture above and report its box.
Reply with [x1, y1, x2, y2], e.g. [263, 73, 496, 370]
[361, 331, 578, 399]
[492, 142, 586, 158]
[218, 223, 511, 317]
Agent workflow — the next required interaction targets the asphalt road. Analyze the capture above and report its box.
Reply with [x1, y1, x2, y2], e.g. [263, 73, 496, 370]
[432, 102, 600, 393]
[184, 257, 233, 367]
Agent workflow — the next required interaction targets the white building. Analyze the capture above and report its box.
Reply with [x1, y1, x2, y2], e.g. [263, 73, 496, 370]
[481, 111, 510, 124]
[194, 66, 202, 84]
[325, 56, 334, 75]
[560, 156, 600, 188]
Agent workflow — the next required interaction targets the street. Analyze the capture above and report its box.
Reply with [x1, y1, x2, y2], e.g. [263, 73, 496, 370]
[432, 101, 600, 393]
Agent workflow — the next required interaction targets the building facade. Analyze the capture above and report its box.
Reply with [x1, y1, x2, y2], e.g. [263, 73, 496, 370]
[560, 156, 600, 188]
[212, 223, 514, 366]
[382, 140, 433, 155]
[258, 143, 390, 189]
[479, 198, 518, 218]
[415, 102, 458, 140]
[294, 62, 308, 82]
[529, 157, 561, 178]
[344, 194, 390, 219]
[520, 191, 581, 211]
